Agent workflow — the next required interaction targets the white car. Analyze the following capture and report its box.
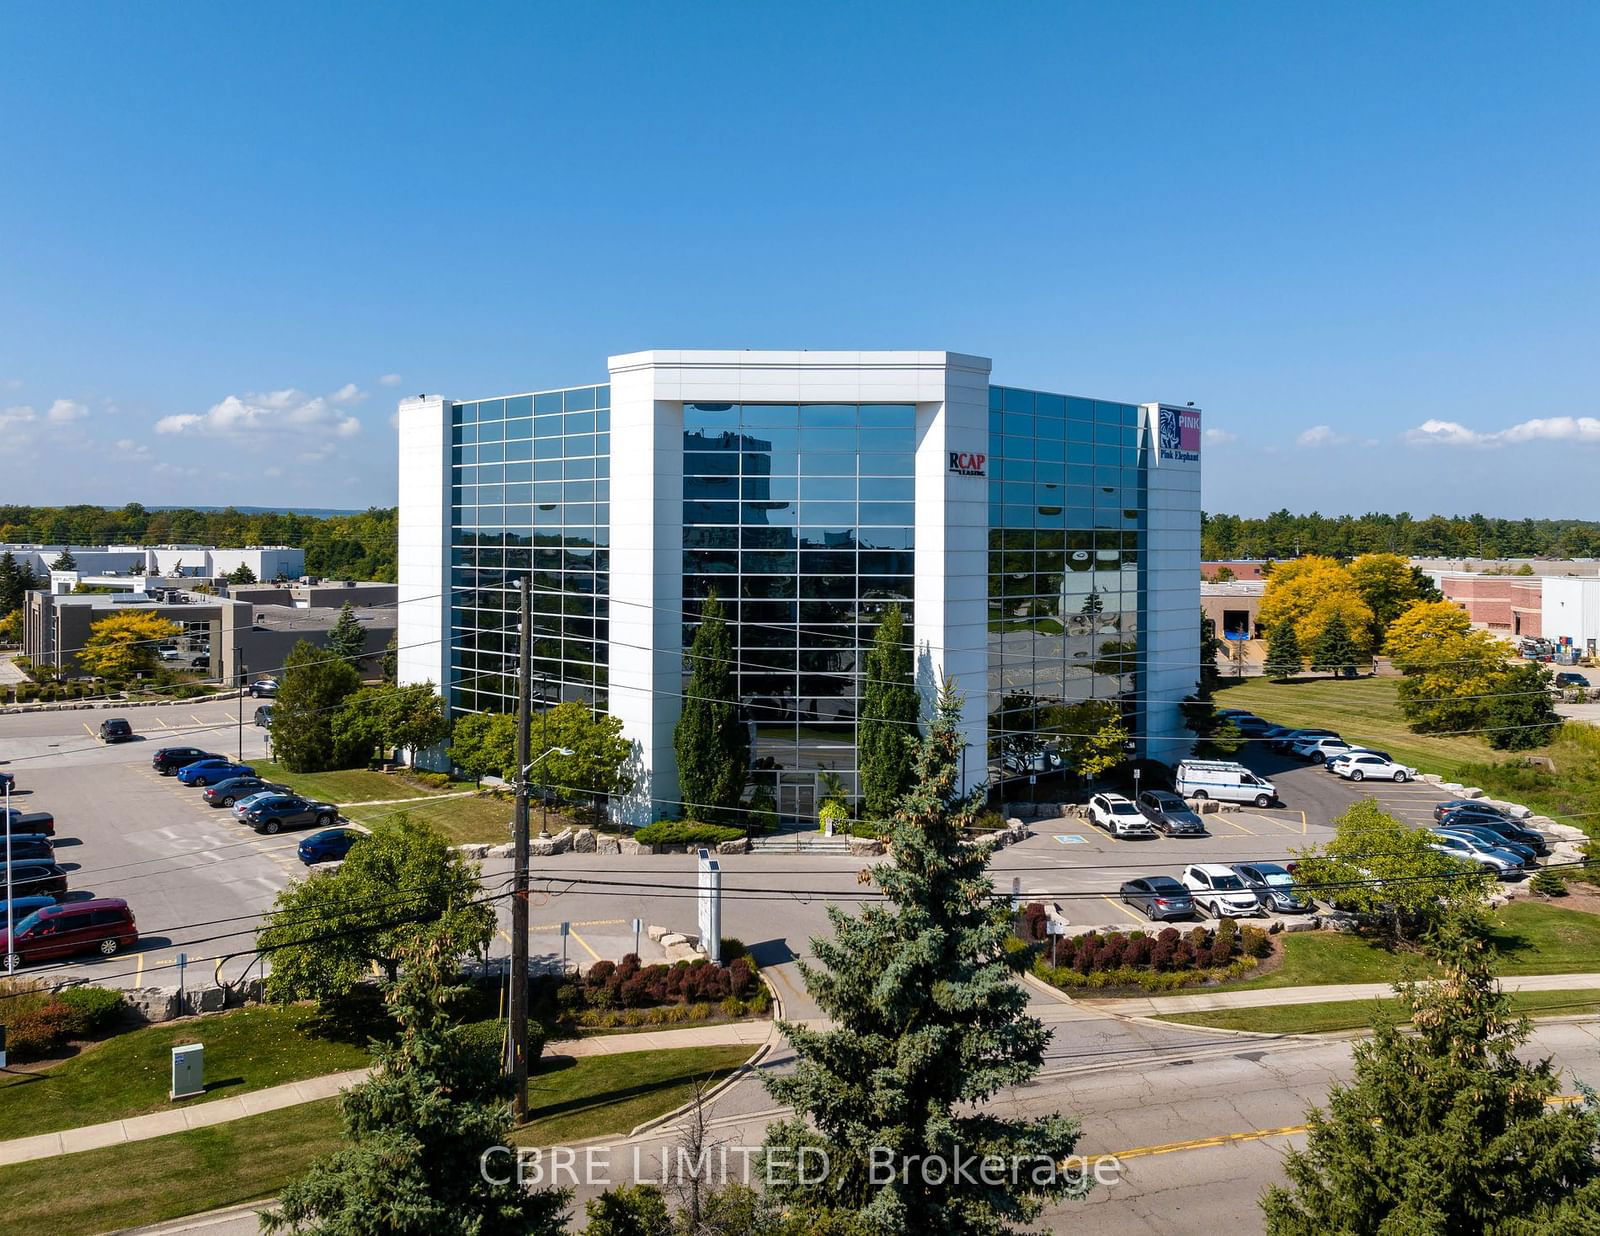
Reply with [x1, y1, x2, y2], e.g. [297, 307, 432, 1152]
[1323, 747, 1391, 774]
[1290, 736, 1352, 763]
[1087, 793, 1156, 838]
[1333, 753, 1416, 783]
[1180, 864, 1267, 918]
[1427, 831, 1525, 877]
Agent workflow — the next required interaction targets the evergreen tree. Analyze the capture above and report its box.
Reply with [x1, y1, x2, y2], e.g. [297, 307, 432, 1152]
[226, 562, 257, 584]
[1262, 922, 1600, 1234]
[326, 600, 370, 668]
[1263, 621, 1303, 681]
[272, 638, 362, 772]
[382, 634, 398, 684]
[673, 592, 748, 820]
[49, 548, 76, 571]
[262, 924, 570, 1236]
[763, 681, 1085, 1233]
[1308, 612, 1362, 678]
[0, 551, 19, 615]
[1199, 610, 1224, 695]
[858, 603, 919, 818]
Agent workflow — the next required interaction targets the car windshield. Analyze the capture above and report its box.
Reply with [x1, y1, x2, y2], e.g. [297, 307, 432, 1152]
[1210, 875, 1246, 891]
[1150, 880, 1184, 894]
[11, 909, 45, 934]
[1110, 802, 1140, 815]
[1265, 873, 1294, 886]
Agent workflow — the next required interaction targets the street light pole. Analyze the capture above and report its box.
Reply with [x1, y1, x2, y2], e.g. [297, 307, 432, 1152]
[4, 780, 13, 977]
[509, 575, 532, 1122]
[236, 647, 245, 762]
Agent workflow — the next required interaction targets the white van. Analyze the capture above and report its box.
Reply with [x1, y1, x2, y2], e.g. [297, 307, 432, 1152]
[1175, 760, 1278, 808]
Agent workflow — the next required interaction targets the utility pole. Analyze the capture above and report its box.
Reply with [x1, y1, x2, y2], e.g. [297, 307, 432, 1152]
[235, 647, 245, 762]
[508, 574, 533, 1121]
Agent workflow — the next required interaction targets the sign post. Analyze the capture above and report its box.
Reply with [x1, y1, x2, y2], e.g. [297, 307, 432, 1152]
[697, 849, 722, 965]
[559, 921, 569, 974]
[1047, 920, 1067, 968]
[631, 917, 642, 957]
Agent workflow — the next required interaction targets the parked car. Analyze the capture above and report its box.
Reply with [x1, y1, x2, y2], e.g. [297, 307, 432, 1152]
[1119, 876, 1195, 921]
[152, 747, 224, 775]
[1227, 716, 1279, 738]
[1174, 760, 1278, 807]
[1136, 790, 1206, 836]
[1433, 799, 1511, 823]
[1290, 736, 1353, 764]
[1332, 753, 1417, 783]
[254, 705, 274, 728]
[0, 833, 55, 862]
[1271, 727, 1339, 754]
[1087, 793, 1156, 838]
[242, 794, 339, 835]
[0, 894, 59, 924]
[0, 898, 137, 969]
[1553, 672, 1591, 690]
[1324, 747, 1393, 773]
[158, 647, 182, 662]
[1181, 864, 1267, 918]
[203, 776, 291, 808]
[1437, 808, 1549, 854]
[1427, 830, 1527, 877]
[97, 717, 134, 743]
[1232, 862, 1311, 913]
[232, 790, 280, 819]
[297, 827, 366, 865]
[1434, 824, 1538, 865]
[1, 808, 54, 837]
[176, 759, 257, 787]
[249, 678, 279, 698]
[1214, 708, 1255, 719]
[0, 860, 68, 897]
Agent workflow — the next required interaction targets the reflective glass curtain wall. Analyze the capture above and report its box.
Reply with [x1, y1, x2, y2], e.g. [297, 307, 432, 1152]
[448, 385, 610, 718]
[987, 386, 1145, 793]
[681, 402, 916, 822]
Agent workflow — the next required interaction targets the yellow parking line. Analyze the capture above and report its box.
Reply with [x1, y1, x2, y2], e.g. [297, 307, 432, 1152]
[191, 714, 207, 726]
[568, 928, 602, 962]
[82, 722, 96, 738]
[497, 929, 512, 947]
[1101, 894, 1147, 925]
[134, 953, 144, 985]
[1214, 815, 1257, 835]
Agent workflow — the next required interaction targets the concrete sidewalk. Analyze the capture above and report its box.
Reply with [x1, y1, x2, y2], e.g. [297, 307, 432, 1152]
[1076, 971, 1600, 1018]
[0, 1019, 774, 1167]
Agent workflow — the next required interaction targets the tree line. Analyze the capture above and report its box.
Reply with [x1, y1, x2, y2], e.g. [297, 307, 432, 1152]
[1203, 509, 1600, 562]
[0, 502, 398, 582]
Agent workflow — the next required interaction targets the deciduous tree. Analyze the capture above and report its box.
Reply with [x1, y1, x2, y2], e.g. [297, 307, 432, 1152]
[1258, 556, 1376, 656]
[540, 699, 635, 802]
[1041, 697, 1129, 780]
[448, 711, 516, 782]
[76, 611, 180, 679]
[858, 603, 919, 817]
[673, 592, 748, 820]
[763, 681, 1085, 1232]
[1348, 552, 1420, 642]
[1385, 601, 1509, 733]
[272, 638, 361, 772]
[1484, 661, 1562, 751]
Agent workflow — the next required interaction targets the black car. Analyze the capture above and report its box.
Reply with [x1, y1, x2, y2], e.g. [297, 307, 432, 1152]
[203, 776, 290, 808]
[152, 747, 224, 775]
[1271, 727, 1339, 753]
[242, 794, 339, 835]
[1136, 790, 1206, 836]
[0, 772, 13, 792]
[1554, 672, 1591, 689]
[0, 833, 55, 862]
[249, 678, 279, 698]
[1119, 876, 1195, 921]
[0, 860, 68, 897]
[1432, 799, 1510, 823]
[1232, 862, 1311, 913]
[1437, 807, 1549, 854]
[98, 718, 134, 743]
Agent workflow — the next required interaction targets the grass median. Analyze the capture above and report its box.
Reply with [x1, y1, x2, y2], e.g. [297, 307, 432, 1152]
[1157, 987, 1600, 1035]
[0, 1043, 754, 1231]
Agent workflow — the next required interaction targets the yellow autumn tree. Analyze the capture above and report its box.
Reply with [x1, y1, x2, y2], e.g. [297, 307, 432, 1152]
[77, 611, 181, 679]
[1384, 600, 1509, 732]
[1258, 557, 1376, 656]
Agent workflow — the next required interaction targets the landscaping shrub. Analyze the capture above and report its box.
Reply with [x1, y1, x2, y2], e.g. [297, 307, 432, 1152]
[56, 986, 125, 1036]
[1241, 925, 1274, 959]
[1018, 902, 1049, 943]
[635, 820, 746, 846]
[818, 799, 849, 835]
[7, 998, 75, 1060]
[845, 818, 890, 839]
[1212, 917, 1237, 958]
[1530, 866, 1568, 897]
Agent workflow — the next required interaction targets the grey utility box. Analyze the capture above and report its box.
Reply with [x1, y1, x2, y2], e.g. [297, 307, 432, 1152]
[171, 1043, 204, 1100]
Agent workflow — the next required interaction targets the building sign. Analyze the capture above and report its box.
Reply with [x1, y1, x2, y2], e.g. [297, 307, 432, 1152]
[1158, 407, 1201, 463]
[948, 451, 987, 477]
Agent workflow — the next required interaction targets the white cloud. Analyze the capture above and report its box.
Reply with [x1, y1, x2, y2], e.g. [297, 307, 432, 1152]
[113, 438, 152, 460]
[47, 398, 88, 423]
[1296, 425, 1351, 448]
[1203, 427, 1237, 445]
[1404, 415, 1600, 448]
[2, 378, 22, 391]
[154, 385, 363, 440]
[0, 404, 37, 428]
[377, 373, 402, 387]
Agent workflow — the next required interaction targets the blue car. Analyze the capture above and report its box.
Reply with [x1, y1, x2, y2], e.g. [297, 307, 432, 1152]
[298, 828, 365, 865]
[177, 759, 257, 787]
[1, 893, 56, 923]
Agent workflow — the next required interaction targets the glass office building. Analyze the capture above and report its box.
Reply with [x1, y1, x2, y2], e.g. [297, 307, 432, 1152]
[398, 350, 1200, 824]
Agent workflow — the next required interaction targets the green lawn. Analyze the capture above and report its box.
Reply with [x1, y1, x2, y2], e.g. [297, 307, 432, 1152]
[1205, 902, 1600, 993]
[1157, 987, 1600, 1035]
[251, 762, 514, 844]
[343, 794, 514, 845]
[0, 1006, 372, 1136]
[251, 761, 465, 805]
[0, 1043, 753, 1232]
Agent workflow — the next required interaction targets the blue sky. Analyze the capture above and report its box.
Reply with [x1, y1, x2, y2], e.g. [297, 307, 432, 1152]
[2, 3, 1596, 516]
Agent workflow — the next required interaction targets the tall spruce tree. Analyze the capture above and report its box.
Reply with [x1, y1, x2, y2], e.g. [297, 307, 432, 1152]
[1263, 620, 1303, 681]
[326, 600, 369, 667]
[673, 592, 748, 820]
[858, 603, 919, 818]
[1263, 922, 1600, 1234]
[1308, 612, 1361, 678]
[0, 551, 19, 615]
[263, 924, 570, 1235]
[762, 680, 1085, 1234]
[50, 548, 76, 571]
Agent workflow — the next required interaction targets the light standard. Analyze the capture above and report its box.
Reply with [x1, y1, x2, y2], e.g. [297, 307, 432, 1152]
[519, 746, 574, 838]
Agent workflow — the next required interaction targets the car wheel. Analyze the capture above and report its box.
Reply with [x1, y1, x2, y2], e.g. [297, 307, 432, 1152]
[1394, 771, 1409, 783]
[3, 952, 20, 970]
[265, 820, 281, 835]
[1350, 769, 1364, 781]
[222, 795, 234, 806]
[1480, 863, 1498, 875]
[1191, 789, 1208, 800]
[1311, 752, 1325, 764]
[316, 813, 334, 827]
[99, 937, 120, 956]
[194, 776, 208, 787]
[1254, 794, 1271, 808]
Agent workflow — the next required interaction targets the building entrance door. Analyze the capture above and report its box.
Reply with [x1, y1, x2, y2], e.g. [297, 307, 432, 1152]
[778, 777, 815, 824]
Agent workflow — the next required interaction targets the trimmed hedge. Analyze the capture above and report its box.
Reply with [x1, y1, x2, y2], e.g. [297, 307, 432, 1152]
[1031, 921, 1274, 991]
[56, 986, 126, 1036]
[635, 820, 745, 846]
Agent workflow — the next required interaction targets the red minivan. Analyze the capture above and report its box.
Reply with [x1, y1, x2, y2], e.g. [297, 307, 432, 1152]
[0, 898, 138, 968]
